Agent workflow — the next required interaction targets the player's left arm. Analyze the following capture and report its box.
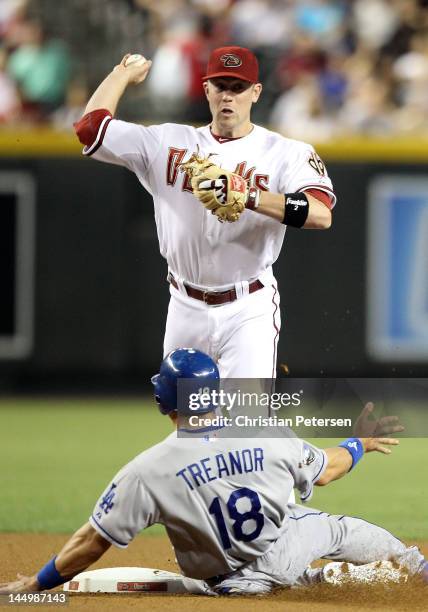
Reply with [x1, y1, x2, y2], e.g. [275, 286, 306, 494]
[292, 436, 398, 503]
[254, 189, 332, 229]
[316, 437, 399, 486]
[246, 143, 335, 228]
[0, 522, 110, 593]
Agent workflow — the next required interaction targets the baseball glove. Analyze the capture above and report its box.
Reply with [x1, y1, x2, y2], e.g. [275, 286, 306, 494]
[180, 149, 247, 223]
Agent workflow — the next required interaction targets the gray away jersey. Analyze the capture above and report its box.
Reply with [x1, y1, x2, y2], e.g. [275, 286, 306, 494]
[89, 431, 326, 579]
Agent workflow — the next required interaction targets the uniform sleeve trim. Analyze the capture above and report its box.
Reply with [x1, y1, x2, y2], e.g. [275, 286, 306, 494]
[300, 450, 327, 503]
[298, 184, 337, 208]
[83, 115, 113, 156]
[312, 449, 327, 484]
[89, 515, 128, 548]
[300, 489, 313, 503]
[303, 188, 333, 209]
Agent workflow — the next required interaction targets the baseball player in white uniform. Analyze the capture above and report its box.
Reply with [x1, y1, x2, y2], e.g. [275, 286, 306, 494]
[74, 46, 336, 378]
[2, 349, 426, 596]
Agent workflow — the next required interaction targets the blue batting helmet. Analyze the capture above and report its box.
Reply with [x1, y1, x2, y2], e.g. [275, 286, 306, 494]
[151, 348, 220, 415]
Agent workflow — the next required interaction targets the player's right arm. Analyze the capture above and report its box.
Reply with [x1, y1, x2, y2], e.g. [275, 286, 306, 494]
[84, 54, 152, 116]
[55, 521, 111, 576]
[316, 437, 399, 486]
[74, 55, 162, 170]
[0, 462, 157, 593]
[0, 522, 110, 593]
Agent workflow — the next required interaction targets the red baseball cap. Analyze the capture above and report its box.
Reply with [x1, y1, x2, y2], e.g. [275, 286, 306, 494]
[203, 46, 259, 83]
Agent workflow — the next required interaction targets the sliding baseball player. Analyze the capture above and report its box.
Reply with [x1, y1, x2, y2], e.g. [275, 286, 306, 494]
[1, 349, 426, 595]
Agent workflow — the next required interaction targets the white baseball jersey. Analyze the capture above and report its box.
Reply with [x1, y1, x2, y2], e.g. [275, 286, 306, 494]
[85, 121, 335, 289]
[89, 430, 326, 579]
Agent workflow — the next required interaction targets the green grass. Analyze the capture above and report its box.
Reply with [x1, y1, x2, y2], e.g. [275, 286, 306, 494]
[0, 400, 426, 540]
[307, 438, 427, 540]
[0, 399, 171, 534]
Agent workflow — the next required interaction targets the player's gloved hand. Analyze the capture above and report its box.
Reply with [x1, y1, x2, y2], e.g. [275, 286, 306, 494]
[180, 150, 253, 223]
[195, 171, 247, 223]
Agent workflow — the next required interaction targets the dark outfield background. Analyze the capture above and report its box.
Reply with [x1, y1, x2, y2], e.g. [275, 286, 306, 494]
[0, 139, 427, 542]
[0, 0, 427, 556]
[1, 144, 428, 390]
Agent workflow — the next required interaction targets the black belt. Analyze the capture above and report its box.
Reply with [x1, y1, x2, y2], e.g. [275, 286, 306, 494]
[168, 275, 264, 306]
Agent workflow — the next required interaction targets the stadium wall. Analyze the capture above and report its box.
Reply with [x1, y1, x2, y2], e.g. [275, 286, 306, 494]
[0, 132, 427, 385]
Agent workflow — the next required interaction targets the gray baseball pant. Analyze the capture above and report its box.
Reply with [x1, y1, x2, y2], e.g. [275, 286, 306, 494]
[209, 503, 425, 595]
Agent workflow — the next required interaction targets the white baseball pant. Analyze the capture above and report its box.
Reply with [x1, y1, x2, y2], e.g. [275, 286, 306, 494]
[163, 277, 281, 378]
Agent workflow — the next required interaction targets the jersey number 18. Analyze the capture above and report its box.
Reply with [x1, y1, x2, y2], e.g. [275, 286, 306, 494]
[208, 487, 265, 549]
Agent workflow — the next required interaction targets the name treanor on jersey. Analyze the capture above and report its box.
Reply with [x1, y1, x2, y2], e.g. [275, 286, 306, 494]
[166, 148, 270, 193]
[176, 447, 264, 491]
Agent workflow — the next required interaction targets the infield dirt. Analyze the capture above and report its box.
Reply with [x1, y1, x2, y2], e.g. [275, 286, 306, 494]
[0, 534, 426, 612]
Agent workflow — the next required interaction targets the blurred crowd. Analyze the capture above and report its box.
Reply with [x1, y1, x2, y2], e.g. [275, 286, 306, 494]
[1, 0, 428, 138]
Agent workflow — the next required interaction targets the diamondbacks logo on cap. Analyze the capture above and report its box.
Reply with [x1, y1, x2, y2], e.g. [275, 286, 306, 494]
[220, 54, 242, 68]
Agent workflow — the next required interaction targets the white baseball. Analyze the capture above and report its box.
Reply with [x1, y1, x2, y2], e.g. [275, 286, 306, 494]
[125, 54, 147, 68]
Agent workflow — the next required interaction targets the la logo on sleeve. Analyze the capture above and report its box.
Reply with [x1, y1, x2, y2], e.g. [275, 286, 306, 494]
[100, 483, 117, 514]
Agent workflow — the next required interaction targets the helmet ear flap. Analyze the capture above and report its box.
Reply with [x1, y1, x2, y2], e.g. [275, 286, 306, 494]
[151, 371, 178, 415]
[151, 348, 220, 415]
[151, 374, 167, 414]
[151, 374, 160, 384]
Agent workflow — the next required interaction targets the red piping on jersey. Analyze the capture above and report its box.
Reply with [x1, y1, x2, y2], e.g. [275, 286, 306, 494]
[74, 109, 113, 153]
[300, 184, 336, 209]
[271, 284, 280, 379]
[210, 130, 243, 143]
[303, 188, 333, 209]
